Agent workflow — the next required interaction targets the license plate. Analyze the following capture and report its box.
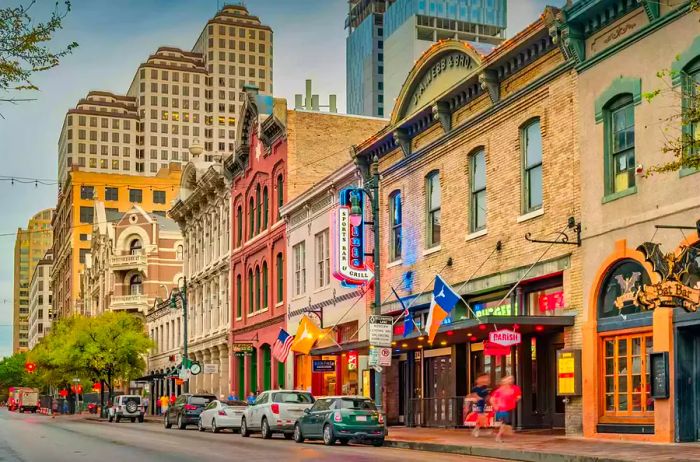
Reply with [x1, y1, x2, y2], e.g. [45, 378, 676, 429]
[355, 415, 367, 422]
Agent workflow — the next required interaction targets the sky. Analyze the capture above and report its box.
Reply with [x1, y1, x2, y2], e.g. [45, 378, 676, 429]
[0, 0, 555, 359]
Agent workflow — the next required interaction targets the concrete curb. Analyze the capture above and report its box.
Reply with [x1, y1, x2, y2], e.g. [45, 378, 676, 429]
[384, 440, 633, 462]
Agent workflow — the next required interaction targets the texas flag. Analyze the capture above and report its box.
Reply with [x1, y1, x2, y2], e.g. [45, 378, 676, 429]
[425, 275, 461, 343]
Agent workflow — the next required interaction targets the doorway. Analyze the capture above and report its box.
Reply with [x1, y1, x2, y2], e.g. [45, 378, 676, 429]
[677, 325, 700, 442]
[423, 354, 453, 426]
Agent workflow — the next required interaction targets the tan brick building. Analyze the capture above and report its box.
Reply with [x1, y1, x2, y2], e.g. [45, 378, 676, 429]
[353, 8, 584, 433]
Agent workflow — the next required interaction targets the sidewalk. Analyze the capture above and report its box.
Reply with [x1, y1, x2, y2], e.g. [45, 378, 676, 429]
[385, 427, 700, 462]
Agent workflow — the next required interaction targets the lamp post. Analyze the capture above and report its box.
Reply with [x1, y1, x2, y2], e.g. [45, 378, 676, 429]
[169, 276, 189, 393]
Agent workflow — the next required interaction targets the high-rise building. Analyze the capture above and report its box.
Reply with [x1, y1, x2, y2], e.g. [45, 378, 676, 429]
[28, 250, 53, 350]
[346, 0, 506, 118]
[13, 208, 53, 352]
[57, 4, 272, 184]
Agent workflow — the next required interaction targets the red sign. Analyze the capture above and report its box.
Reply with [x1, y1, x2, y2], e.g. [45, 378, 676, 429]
[59, 389, 68, 398]
[484, 341, 511, 356]
[347, 351, 358, 371]
[538, 291, 565, 312]
[488, 329, 522, 347]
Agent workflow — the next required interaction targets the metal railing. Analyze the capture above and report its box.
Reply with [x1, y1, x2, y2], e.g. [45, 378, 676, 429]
[110, 254, 147, 268]
[111, 294, 150, 310]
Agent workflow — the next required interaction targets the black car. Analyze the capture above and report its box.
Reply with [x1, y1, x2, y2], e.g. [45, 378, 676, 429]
[164, 394, 216, 430]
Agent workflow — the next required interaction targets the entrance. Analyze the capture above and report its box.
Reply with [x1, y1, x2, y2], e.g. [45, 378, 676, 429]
[519, 332, 565, 429]
[423, 354, 453, 426]
[677, 325, 700, 442]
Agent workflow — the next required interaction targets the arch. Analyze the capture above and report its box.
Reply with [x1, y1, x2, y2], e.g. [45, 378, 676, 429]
[248, 197, 255, 239]
[276, 174, 284, 220]
[255, 184, 261, 234]
[275, 252, 284, 304]
[129, 273, 143, 295]
[248, 269, 254, 314]
[672, 35, 700, 86]
[130, 238, 143, 255]
[262, 187, 269, 230]
[597, 259, 651, 319]
[254, 265, 261, 312]
[594, 77, 642, 123]
[236, 204, 243, 247]
[115, 227, 150, 253]
[262, 261, 268, 309]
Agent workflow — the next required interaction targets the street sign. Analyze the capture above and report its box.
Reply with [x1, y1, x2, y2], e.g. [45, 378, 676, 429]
[368, 348, 379, 367]
[378, 347, 392, 366]
[368, 315, 394, 347]
[203, 364, 219, 374]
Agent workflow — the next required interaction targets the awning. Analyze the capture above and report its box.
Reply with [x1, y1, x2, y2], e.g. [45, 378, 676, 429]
[310, 340, 370, 356]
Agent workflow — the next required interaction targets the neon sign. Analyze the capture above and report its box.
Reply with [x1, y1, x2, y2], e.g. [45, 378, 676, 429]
[332, 188, 374, 287]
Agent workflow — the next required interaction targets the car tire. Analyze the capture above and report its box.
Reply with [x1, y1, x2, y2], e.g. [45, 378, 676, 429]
[198, 418, 205, 432]
[323, 424, 336, 446]
[293, 423, 304, 443]
[212, 419, 219, 434]
[240, 418, 250, 437]
[177, 414, 186, 430]
[138, 415, 144, 423]
[130, 417, 136, 423]
[339, 439, 349, 446]
[284, 433, 293, 440]
[164, 414, 172, 429]
[261, 418, 272, 439]
[372, 438, 385, 447]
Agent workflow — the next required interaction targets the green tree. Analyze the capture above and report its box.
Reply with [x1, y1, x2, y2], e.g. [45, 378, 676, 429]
[0, 352, 41, 396]
[0, 1, 78, 105]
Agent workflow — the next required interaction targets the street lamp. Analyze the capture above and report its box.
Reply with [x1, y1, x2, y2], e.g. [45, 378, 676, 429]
[168, 276, 189, 392]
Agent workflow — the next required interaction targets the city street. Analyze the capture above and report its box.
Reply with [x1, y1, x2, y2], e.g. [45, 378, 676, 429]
[0, 411, 504, 462]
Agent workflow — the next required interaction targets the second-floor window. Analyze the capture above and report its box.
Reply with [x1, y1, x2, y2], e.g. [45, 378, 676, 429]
[153, 190, 166, 204]
[129, 188, 143, 203]
[262, 187, 269, 229]
[426, 171, 441, 247]
[606, 95, 635, 194]
[105, 187, 118, 201]
[236, 205, 243, 247]
[276, 252, 284, 304]
[129, 274, 142, 295]
[248, 197, 255, 239]
[293, 241, 306, 296]
[277, 174, 284, 219]
[315, 230, 329, 288]
[236, 275, 242, 318]
[522, 119, 543, 213]
[470, 149, 487, 232]
[389, 191, 402, 261]
[80, 185, 94, 200]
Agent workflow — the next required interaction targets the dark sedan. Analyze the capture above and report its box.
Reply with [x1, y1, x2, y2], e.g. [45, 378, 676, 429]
[164, 394, 216, 430]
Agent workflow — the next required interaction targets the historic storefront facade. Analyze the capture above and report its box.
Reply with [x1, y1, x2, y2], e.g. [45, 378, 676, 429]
[553, 0, 700, 442]
[353, 9, 584, 432]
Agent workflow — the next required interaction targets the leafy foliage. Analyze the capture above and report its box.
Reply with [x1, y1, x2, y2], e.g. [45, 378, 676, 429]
[0, 352, 41, 395]
[0, 1, 77, 98]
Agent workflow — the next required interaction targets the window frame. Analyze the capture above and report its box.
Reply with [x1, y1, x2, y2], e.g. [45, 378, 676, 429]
[315, 230, 330, 289]
[470, 149, 487, 233]
[425, 171, 441, 248]
[681, 58, 700, 175]
[389, 190, 402, 262]
[236, 274, 242, 319]
[276, 252, 284, 304]
[604, 94, 636, 198]
[293, 241, 306, 297]
[129, 188, 143, 203]
[521, 119, 543, 213]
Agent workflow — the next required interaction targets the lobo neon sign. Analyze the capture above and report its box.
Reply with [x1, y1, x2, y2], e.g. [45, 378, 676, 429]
[332, 188, 374, 287]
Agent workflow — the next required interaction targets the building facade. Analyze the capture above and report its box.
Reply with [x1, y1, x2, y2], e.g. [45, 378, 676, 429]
[225, 89, 386, 398]
[354, 9, 583, 432]
[13, 208, 53, 353]
[51, 165, 181, 319]
[550, 0, 700, 443]
[57, 4, 272, 183]
[169, 143, 231, 397]
[346, 0, 506, 118]
[281, 162, 372, 397]
[28, 251, 53, 350]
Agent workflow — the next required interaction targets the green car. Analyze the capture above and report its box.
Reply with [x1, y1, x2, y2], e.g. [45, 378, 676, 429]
[293, 396, 385, 447]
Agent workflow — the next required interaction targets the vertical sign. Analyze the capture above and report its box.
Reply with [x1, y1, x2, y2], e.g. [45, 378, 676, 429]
[332, 188, 374, 287]
[556, 349, 582, 396]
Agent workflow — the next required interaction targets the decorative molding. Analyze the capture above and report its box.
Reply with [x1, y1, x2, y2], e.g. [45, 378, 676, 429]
[672, 35, 700, 87]
[478, 69, 500, 104]
[393, 128, 411, 157]
[638, 0, 660, 22]
[431, 101, 452, 133]
[594, 76, 642, 123]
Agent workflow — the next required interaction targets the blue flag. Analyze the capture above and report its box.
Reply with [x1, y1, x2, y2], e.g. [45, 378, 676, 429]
[391, 286, 415, 338]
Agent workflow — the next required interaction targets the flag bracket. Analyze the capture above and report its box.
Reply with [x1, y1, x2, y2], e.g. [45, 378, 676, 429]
[525, 217, 581, 247]
[303, 307, 324, 328]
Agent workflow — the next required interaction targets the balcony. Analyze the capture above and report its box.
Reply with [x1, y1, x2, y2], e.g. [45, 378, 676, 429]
[110, 294, 150, 313]
[110, 254, 147, 272]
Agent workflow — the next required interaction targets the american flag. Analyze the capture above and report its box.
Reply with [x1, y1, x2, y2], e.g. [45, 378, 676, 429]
[272, 329, 294, 363]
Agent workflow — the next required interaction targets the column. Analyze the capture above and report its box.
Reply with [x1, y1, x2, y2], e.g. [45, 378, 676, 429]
[203, 349, 212, 393]
[219, 344, 229, 398]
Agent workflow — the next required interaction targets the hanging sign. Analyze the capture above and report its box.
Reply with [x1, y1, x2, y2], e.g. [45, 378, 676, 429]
[232, 343, 254, 353]
[368, 315, 394, 347]
[332, 188, 374, 287]
[483, 341, 510, 356]
[488, 329, 522, 347]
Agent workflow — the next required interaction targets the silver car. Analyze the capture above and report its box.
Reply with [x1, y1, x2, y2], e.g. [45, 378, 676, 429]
[240, 390, 315, 439]
[198, 400, 248, 433]
[108, 395, 145, 423]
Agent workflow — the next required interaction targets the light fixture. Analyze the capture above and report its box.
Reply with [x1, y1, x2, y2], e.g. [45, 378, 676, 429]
[535, 325, 544, 332]
[401, 343, 408, 348]
[349, 192, 363, 227]
[466, 332, 472, 337]
[469, 336, 477, 342]
[447, 330, 454, 336]
[478, 324, 487, 331]
[391, 341, 397, 346]
[417, 345, 423, 349]
[417, 336, 424, 341]
[440, 341, 447, 346]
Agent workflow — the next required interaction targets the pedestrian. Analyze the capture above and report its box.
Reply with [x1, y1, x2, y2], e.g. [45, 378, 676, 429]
[160, 395, 169, 415]
[465, 373, 491, 437]
[169, 393, 176, 406]
[490, 375, 521, 443]
[143, 396, 150, 415]
[246, 391, 256, 405]
[227, 391, 238, 401]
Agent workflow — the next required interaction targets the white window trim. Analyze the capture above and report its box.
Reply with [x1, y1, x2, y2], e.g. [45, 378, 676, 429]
[387, 259, 403, 269]
[422, 245, 442, 257]
[517, 207, 544, 223]
[465, 228, 488, 242]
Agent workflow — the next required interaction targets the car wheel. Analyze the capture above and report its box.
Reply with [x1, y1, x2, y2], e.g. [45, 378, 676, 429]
[212, 419, 220, 434]
[130, 417, 136, 423]
[261, 418, 272, 439]
[323, 424, 336, 446]
[240, 418, 250, 437]
[339, 439, 349, 446]
[164, 414, 172, 429]
[284, 433, 293, 440]
[293, 423, 304, 443]
[177, 414, 186, 430]
[198, 418, 205, 432]
[372, 438, 385, 447]
[138, 415, 144, 423]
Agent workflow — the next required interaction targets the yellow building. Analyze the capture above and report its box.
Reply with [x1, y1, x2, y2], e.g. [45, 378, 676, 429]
[13, 208, 53, 352]
[51, 164, 182, 319]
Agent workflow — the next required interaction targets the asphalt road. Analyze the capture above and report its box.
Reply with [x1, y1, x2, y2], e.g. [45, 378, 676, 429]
[0, 410, 506, 462]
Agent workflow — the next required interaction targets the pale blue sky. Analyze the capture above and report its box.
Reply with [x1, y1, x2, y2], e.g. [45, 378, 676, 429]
[0, 0, 554, 358]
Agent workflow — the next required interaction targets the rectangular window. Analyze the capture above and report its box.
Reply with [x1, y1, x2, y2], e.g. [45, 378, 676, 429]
[522, 119, 543, 212]
[426, 172, 441, 247]
[608, 97, 635, 194]
[79, 249, 89, 264]
[80, 185, 94, 200]
[601, 332, 654, 420]
[682, 65, 700, 168]
[79, 206, 94, 224]
[105, 187, 118, 201]
[153, 190, 166, 204]
[293, 242, 306, 296]
[236, 275, 242, 319]
[129, 189, 143, 203]
[389, 191, 402, 261]
[315, 230, 330, 288]
[470, 150, 487, 232]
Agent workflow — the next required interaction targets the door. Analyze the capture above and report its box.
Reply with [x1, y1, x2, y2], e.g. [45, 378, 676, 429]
[677, 326, 700, 442]
[424, 355, 452, 426]
[398, 360, 407, 424]
[306, 398, 330, 437]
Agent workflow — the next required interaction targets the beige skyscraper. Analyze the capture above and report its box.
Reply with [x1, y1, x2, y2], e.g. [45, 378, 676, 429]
[56, 4, 272, 183]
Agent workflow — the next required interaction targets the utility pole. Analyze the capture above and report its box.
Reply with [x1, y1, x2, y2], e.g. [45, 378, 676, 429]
[170, 276, 189, 393]
[369, 155, 382, 409]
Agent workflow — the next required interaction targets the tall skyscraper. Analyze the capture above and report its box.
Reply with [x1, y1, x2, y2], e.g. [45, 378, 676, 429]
[13, 209, 53, 352]
[57, 4, 272, 184]
[346, 0, 506, 118]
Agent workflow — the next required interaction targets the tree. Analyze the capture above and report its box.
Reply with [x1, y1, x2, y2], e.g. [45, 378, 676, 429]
[0, 352, 41, 397]
[0, 1, 78, 105]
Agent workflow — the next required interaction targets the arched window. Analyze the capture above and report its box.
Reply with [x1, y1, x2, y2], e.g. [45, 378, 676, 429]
[276, 174, 284, 220]
[248, 269, 254, 314]
[255, 184, 261, 235]
[389, 190, 402, 261]
[262, 262, 268, 308]
[236, 205, 243, 247]
[236, 275, 242, 319]
[605, 94, 636, 195]
[255, 266, 261, 312]
[425, 171, 441, 247]
[262, 187, 269, 230]
[248, 197, 255, 239]
[129, 274, 143, 295]
[597, 259, 650, 319]
[129, 238, 142, 255]
[682, 57, 700, 167]
[276, 252, 284, 304]
[176, 245, 183, 260]
[521, 119, 542, 213]
[470, 149, 486, 232]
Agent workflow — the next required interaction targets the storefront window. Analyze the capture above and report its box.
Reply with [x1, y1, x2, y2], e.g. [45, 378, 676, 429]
[528, 286, 565, 316]
[598, 260, 650, 318]
[601, 332, 653, 419]
[471, 293, 514, 318]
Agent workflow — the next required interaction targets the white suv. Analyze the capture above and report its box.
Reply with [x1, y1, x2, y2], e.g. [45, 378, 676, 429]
[108, 395, 145, 423]
[240, 390, 315, 439]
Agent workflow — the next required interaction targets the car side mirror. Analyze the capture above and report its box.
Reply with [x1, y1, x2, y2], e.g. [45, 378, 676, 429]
[304, 408, 310, 414]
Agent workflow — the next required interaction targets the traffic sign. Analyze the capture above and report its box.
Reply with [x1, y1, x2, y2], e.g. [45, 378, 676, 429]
[368, 315, 393, 347]
[368, 348, 379, 367]
[378, 347, 392, 366]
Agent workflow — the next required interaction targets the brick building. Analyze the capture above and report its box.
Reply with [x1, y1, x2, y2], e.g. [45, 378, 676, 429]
[225, 88, 386, 397]
[353, 9, 583, 432]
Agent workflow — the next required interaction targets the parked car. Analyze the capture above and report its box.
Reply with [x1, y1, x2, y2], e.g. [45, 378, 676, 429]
[198, 399, 248, 433]
[164, 393, 216, 430]
[108, 395, 145, 423]
[293, 396, 385, 446]
[240, 390, 315, 439]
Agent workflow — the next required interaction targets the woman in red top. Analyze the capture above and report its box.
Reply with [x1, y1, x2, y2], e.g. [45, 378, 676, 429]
[490, 375, 521, 442]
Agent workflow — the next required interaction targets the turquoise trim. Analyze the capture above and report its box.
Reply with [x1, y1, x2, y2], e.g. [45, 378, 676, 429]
[672, 35, 700, 87]
[680, 166, 699, 178]
[602, 186, 637, 204]
[594, 77, 642, 123]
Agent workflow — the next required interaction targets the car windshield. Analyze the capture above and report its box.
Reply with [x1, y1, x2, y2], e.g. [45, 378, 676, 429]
[225, 400, 248, 407]
[272, 392, 314, 404]
[338, 398, 376, 411]
[190, 396, 215, 405]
